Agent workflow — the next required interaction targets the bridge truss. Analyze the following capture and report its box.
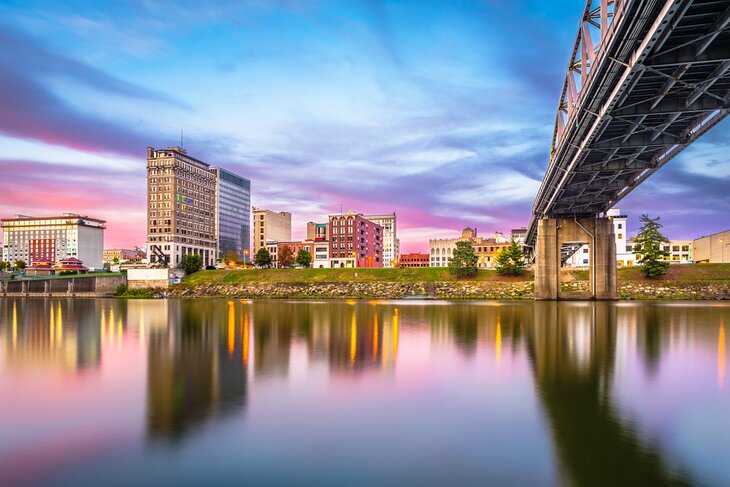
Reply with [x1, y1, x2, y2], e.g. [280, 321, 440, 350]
[526, 0, 730, 246]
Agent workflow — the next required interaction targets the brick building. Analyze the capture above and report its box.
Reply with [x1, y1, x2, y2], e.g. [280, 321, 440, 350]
[328, 212, 383, 268]
[399, 252, 429, 267]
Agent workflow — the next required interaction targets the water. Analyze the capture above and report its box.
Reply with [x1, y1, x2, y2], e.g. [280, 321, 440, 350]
[1, 298, 729, 486]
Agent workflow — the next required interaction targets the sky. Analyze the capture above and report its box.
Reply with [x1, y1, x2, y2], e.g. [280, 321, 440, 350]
[1, 0, 728, 252]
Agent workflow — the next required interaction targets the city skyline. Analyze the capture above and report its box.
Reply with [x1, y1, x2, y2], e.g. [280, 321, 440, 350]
[1, 0, 728, 252]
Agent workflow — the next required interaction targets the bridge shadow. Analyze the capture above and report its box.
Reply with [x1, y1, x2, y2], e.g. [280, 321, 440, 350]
[526, 302, 692, 487]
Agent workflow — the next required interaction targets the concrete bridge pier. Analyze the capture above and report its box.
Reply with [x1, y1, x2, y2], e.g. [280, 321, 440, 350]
[535, 217, 618, 300]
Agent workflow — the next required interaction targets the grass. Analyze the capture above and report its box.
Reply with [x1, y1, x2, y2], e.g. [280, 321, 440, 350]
[182, 267, 535, 284]
[179, 264, 730, 285]
[617, 263, 730, 282]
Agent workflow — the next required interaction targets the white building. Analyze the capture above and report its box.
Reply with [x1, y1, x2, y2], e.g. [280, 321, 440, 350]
[429, 228, 477, 267]
[1, 213, 105, 269]
[364, 213, 398, 267]
[312, 241, 330, 268]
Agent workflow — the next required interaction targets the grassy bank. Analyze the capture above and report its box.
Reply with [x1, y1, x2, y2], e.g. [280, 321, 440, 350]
[182, 264, 729, 285]
[182, 267, 535, 284]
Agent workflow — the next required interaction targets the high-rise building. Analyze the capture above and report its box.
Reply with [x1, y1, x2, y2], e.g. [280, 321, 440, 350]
[363, 213, 398, 267]
[252, 208, 291, 255]
[146, 146, 217, 267]
[328, 212, 383, 268]
[213, 167, 251, 261]
[1, 214, 105, 269]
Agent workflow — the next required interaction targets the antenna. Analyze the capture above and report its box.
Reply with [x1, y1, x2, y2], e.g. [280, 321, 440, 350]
[180, 129, 184, 148]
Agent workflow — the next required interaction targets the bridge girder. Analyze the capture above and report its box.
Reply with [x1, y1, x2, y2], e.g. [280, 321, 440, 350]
[526, 0, 730, 247]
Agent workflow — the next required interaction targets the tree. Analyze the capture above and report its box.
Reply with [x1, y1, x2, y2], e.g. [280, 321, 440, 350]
[14, 260, 26, 271]
[449, 240, 478, 277]
[222, 250, 240, 267]
[254, 247, 272, 268]
[180, 253, 203, 275]
[296, 249, 312, 268]
[0, 261, 9, 271]
[495, 239, 527, 275]
[112, 256, 120, 265]
[633, 214, 670, 278]
[278, 245, 295, 268]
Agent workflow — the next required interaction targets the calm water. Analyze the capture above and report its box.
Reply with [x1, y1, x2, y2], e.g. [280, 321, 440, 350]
[1, 299, 729, 486]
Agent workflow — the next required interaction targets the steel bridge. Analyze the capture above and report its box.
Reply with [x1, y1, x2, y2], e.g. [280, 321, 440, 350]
[527, 0, 730, 299]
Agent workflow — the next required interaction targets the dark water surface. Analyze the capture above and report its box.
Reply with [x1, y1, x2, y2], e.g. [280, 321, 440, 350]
[1, 298, 729, 486]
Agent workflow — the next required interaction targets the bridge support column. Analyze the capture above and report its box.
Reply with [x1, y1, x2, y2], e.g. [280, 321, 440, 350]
[535, 217, 618, 300]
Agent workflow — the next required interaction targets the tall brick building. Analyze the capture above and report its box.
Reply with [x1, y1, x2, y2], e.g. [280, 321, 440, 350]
[328, 212, 383, 268]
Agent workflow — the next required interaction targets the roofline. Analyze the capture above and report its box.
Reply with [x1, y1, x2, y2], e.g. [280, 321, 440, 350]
[1, 215, 107, 224]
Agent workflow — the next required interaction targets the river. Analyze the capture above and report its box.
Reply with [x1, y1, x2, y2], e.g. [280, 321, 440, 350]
[1, 298, 728, 486]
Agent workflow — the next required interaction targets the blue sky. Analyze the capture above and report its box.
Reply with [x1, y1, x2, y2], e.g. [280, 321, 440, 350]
[1, 0, 728, 250]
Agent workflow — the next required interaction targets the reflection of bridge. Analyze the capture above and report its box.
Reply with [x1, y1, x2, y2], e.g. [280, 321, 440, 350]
[527, 0, 730, 299]
[527, 303, 692, 486]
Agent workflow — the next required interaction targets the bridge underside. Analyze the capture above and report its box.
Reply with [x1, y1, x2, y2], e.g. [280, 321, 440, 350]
[527, 0, 730, 247]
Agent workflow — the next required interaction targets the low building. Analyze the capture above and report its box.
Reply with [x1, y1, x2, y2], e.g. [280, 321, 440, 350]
[693, 230, 730, 263]
[103, 248, 146, 264]
[1, 213, 105, 270]
[312, 241, 330, 268]
[429, 227, 477, 267]
[472, 240, 511, 269]
[127, 268, 177, 289]
[511, 228, 528, 244]
[274, 240, 315, 267]
[399, 252, 429, 267]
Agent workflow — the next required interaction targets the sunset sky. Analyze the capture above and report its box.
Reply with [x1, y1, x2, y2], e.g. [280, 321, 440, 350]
[1, 0, 728, 251]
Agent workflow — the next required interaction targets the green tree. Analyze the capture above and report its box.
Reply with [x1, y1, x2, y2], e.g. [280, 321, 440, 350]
[633, 214, 670, 278]
[449, 240, 478, 277]
[180, 253, 203, 275]
[0, 261, 9, 271]
[495, 239, 527, 275]
[14, 260, 26, 271]
[296, 249, 312, 268]
[278, 245, 295, 268]
[254, 247, 272, 268]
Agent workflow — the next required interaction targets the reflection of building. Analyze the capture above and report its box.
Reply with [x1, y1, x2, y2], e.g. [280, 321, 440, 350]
[146, 301, 248, 441]
[2, 214, 105, 269]
[214, 167, 251, 260]
[146, 146, 217, 268]
[253, 208, 292, 255]
[0, 299, 102, 371]
[327, 305, 399, 372]
[328, 212, 383, 268]
[693, 229, 730, 263]
[363, 213, 398, 267]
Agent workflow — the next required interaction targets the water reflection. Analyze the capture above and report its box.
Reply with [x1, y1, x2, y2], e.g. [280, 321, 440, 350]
[0, 299, 728, 486]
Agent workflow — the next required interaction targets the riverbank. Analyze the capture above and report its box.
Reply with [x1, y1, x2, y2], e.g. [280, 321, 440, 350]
[169, 264, 730, 300]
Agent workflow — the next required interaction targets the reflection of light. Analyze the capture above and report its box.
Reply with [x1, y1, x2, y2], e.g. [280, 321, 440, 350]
[12, 301, 17, 351]
[228, 301, 235, 356]
[242, 311, 250, 366]
[496, 318, 502, 368]
[140, 306, 146, 349]
[373, 314, 379, 359]
[109, 308, 115, 345]
[350, 312, 357, 365]
[719, 322, 726, 390]
[50, 303, 55, 348]
[392, 308, 399, 360]
[56, 302, 63, 343]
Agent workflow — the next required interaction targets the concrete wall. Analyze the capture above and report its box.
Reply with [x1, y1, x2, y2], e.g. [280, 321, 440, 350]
[127, 268, 171, 289]
[0, 274, 125, 296]
[693, 230, 730, 263]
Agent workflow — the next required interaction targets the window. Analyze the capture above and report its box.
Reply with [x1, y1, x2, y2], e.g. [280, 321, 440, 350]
[618, 223, 623, 229]
[618, 233, 622, 239]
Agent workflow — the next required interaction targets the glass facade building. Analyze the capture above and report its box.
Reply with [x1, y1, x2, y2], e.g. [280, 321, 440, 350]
[215, 167, 251, 260]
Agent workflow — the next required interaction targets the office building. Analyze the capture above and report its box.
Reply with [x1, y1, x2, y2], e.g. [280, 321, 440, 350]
[253, 208, 291, 255]
[146, 146, 217, 267]
[214, 167, 251, 261]
[363, 213, 398, 267]
[693, 230, 730, 263]
[1, 214, 105, 269]
[328, 211, 383, 268]
[473, 240, 511, 269]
